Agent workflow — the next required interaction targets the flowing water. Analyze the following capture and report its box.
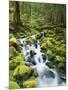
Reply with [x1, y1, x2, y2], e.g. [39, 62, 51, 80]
[19, 34, 65, 87]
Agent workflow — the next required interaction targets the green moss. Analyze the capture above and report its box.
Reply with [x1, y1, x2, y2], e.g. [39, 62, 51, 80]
[46, 50, 53, 56]
[15, 53, 25, 61]
[36, 33, 42, 39]
[30, 50, 36, 57]
[58, 62, 64, 69]
[9, 46, 19, 60]
[9, 71, 16, 81]
[10, 37, 19, 46]
[9, 59, 25, 70]
[41, 37, 53, 50]
[9, 33, 15, 39]
[13, 65, 33, 81]
[55, 55, 64, 62]
[9, 81, 20, 89]
[32, 70, 38, 77]
[23, 79, 37, 88]
[26, 37, 36, 44]
[46, 62, 54, 68]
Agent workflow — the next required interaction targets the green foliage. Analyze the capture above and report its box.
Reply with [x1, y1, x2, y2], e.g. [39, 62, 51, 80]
[9, 81, 20, 89]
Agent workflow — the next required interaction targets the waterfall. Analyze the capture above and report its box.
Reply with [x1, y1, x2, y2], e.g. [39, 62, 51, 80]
[19, 35, 65, 87]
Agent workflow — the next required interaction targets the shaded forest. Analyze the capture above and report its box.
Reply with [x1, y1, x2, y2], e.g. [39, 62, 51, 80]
[9, 1, 66, 89]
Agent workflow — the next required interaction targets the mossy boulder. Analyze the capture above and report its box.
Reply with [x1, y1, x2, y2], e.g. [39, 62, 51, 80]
[9, 81, 20, 89]
[41, 38, 53, 50]
[55, 55, 64, 62]
[55, 55, 65, 69]
[15, 53, 25, 61]
[9, 46, 19, 60]
[23, 78, 37, 88]
[54, 44, 65, 56]
[13, 65, 33, 81]
[32, 70, 38, 77]
[9, 59, 25, 70]
[46, 50, 53, 57]
[10, 37, 20, 47]
[9, 71, 16, 81]
[26, 37, 36, 44]
[36, 33, 42, 39]
[57, 62, 65, 69]
[46, 62, 54, 68]
[9, 33, 15, 39]
[9, 53, 25, 70]
[30, 50, 36, 57]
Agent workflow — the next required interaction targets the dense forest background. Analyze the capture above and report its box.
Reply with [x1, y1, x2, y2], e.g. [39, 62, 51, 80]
[9, 1, 66, 36]
[9, 1, 66, 89]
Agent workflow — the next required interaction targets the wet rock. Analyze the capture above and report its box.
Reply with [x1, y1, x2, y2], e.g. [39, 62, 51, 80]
[30, 50, 36, 57]
[45, 70, 55, 78]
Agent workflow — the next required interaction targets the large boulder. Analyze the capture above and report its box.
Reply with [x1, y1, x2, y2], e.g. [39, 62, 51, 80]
[26, 37, 36, 44]
[9, 59, 25, 70]
[9, 37, 20, 47]
[13, 65, 33, 81]
[23, 78, 37, 88]
[30, 50, 36, 57]
[9, 46, 19, 60]
[9, 81, 20, 89]
[46, 62, 55, 68]
[9, 53, 25, 70]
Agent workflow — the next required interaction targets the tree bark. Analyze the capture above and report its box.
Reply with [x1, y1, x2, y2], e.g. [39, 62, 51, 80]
[13, 1, 21, 31]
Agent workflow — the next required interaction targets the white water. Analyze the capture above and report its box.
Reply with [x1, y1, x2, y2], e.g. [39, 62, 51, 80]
[19, 34, 65, 87]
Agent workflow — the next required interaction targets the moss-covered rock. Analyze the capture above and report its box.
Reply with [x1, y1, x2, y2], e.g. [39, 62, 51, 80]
[15, 53, 25, 61]
[36, 33, 42, 39]
[26, 37, 36, 44]
[9, 46, 19, 60]
[9, 59, 25, 70]
[30, 50, 36, 57]
[10, 37, 20, 47]
[32, 70, 38, 77]
[41, 37, 53, 50]
[46, 50, 53, 57]
[55, 55, 64, 62]
[13, 65, 33, 81]
[9, 71, 16, 81]
[23, 78, 37, 88]
[9, 53, 25, 70]
[46, 62, 54, 68]
[9, 81, 20, 89]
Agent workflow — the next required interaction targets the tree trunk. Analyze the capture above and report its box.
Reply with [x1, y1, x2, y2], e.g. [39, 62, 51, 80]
[13, 1, 21, 31]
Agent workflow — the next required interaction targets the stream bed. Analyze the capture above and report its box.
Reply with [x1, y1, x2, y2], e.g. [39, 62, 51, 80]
[19, 34, 66, 87]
